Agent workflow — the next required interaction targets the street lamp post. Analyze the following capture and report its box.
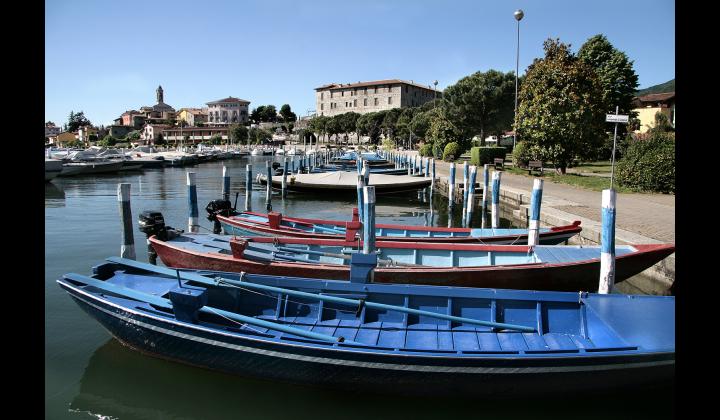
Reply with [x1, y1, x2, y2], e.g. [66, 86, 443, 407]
[433, 80, 438, 104]
[513, 9, 524, 150]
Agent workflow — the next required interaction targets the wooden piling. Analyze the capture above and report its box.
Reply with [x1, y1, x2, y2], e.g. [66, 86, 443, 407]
[598, 189, 617, 294]
[117, 183, 135, 259]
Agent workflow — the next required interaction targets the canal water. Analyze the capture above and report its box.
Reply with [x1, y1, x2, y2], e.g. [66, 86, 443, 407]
[45, 156, 673, 420]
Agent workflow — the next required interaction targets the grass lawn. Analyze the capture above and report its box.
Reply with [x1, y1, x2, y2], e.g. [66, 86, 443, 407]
[504, 167, 635, 193]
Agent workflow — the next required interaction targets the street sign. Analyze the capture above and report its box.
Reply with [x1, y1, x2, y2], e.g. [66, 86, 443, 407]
[606, 114, 629, 123]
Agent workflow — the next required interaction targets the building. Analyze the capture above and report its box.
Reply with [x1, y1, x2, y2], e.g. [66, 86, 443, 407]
[206, 97, 251, 125]
[45, 122, 61, 138]
[161, 126, 230, 144]
[56, 132, 77, 145]
[177, 108, 208, 126]
[107, 125, 135, 138]
[115, 110, 146, 129]
[141, 124, 170, 145]
[77, 126, 99, 143]
[139, 85, 176, 124]
[314, 79, 441, 117]
[631, 92, 675, 133]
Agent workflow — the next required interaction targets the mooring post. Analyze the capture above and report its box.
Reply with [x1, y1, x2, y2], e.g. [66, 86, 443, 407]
[463, 162, 469, 206]
[245, 164, 252, 211]
[362, 161, 370, 186]
[407, 155, 412, 175]
[291, 157, 296, 174]
[491, 171, 502, 228]
[466, 166, 478, 225]
[528, 178, 544, 246]
[598, 189, 617, 294]
[425, 157, 430, 178]
[448, 162, 456, 205]
[222, 166, 230, 201]
[431, 158, 436, 186]
[362, 185, 376, 255]
[265, 161, 272, 211]
[282, 157, 288, 198]
[117, 183, 135, 260]
[357, 173, 365, 222]
[187, 172, 199, 233]
[482, 164, 490, 210]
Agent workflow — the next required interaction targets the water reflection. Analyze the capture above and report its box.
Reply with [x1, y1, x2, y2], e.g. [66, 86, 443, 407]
[45, 182, 65, 207]
[71, 339, 673, 420]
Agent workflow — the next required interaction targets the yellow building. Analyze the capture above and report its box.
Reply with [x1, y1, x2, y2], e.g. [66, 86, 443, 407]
[176, 108, 207, 126]
[631, 92, 675, 133]
[56, 132, 77, 145]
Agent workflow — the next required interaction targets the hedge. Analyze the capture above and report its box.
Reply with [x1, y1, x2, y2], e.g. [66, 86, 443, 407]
[616, 132, 675, 193]
[442, 142, 460, 161]
[470, 147, 507, 166]
[419, 143, 433, 157]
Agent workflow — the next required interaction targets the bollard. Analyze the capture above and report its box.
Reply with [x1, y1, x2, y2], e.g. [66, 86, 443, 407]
[448, 162, 456, 205]
[431, 158, 436, 186]
[357, 173, 365, 222]
[466, 166, 477, 225]
[187, 172, 199, 233]
[491, 171, 502, 228]
[117, 183, 135, 260]
[463, 162, 469, 205]
[407, 155, 412, 175]
[528, 178, 544, 246]
[598, 189, 617, 294]
[245, 164, 252, 211]
[222, 166, 230, 201]
[425, 157, 430, 178]
[291, 157, 296, 174]
[282, 157, 288, 198]
[265, 161, 272, 211]
[362, 185, 376, 255]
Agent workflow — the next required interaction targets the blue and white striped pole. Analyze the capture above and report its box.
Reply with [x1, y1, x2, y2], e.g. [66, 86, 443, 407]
[265, 161, 272, 211]
[245, 164, 252, 211]
[482, 164, 490, 210]
[448, 162, 456, 205]
[362, 185, 376, 255]
[491, 171, 502, 228]
[528, 178, 544, 246]
[362, 161, 370, 186]
[598, 189, 617, 294]
[356, 158, 362, 174]
[187, 172, 199, 233]
[222, 166, 230, 201]
[463, 162, 469, 205]
[466, 166, 478, 225]
[425, 157, 430, 177]
[291, 157, 296, 174]
[431, 158, 436, 188]
[407, 155, 411, 175]
[282, 157, 288, 198]
[357, 173, 365, 222]
[117, 183, 135, 260]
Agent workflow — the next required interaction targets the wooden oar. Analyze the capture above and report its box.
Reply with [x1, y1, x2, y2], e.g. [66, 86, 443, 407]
[63, 272, 354, 345]
[106, 257, 535, 333]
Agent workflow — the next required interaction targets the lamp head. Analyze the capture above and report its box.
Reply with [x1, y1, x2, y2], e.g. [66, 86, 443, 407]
[514, 9, 524, 21]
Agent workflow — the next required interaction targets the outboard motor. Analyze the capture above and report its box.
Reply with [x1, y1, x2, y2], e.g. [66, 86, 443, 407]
[205, 199, 236, 233]
[272, 161, 281, 170]
[138, 210, 182, 264]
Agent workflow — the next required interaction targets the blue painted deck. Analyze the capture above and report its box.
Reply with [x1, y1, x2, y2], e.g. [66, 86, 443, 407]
[167, 233, 638, 268]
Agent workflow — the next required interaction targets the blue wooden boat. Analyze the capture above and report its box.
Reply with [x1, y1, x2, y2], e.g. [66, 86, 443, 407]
[58, 257, 674, 396]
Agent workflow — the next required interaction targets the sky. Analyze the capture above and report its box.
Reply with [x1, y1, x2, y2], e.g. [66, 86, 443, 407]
[45, 0, 675, 127]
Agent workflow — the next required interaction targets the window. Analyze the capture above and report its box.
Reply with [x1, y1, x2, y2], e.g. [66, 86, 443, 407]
[321, 92, 324, 100]
[363, 98, 367, 106]
[342, 91, 344, 97]
[354, 99, 357, 107]
[374, 98, 378, 106]
[330, 91, 334, 98]
[320, 104, 324, 110]
[364, 88, 367, 95]
[388, 97, 392, 105]
[405, 86, 408, 93]
[374, 87, 378, 94]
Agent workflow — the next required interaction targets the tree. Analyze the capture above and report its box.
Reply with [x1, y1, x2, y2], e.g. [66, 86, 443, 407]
[154, 134, 166, 146]
[516, 38, 607, 174]
[99, 135, 117, 147]
[128, 130, 141, 141]
[442, 70, 516, 143]
[356, 111, 385, 145]
[210, 134, 223, 145]
[279, 104, 297, 123]
[229, 124, 249, 144]
[426, 109, 464, 158]
[647, 111, 674, 134]
[381, 108, 403, 141]
[308, 116, 328, 144]
[67, 111, 92, 132]
[260, 105, 278, 122]
[339, 112, 361, 144]
[578, 34, 639, 137]
[250, 106, 265, 124]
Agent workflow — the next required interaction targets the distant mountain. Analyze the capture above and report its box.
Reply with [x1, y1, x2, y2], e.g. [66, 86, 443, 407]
[636, 79, 675, 96]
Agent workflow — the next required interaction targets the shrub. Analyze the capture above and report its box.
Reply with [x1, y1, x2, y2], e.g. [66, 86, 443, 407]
[381, 138, 396, 150]
[616, 132, 675, 193]
[470, 146, 507, 166]
[419, 143, 433, 157]
[512, 141, 531, 168]
[442, 142, 460, 161]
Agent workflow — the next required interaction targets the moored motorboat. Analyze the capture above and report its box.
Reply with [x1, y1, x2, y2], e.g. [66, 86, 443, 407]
[214, 210, 582, 244]
[45, 159, 63, 181]
[257, 171, 432, 194]
[149, 232, 675, 292]
[57, 256, 675, 396]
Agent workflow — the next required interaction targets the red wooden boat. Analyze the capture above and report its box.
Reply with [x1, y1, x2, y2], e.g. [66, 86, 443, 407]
[215, 209, 583, 245]
[150, 233, 675, 292]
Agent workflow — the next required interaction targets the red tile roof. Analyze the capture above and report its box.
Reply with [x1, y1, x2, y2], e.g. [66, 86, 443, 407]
[207, 96, 250, 104]
[315, 79, 439, 92]
[635, 92, 675, 103]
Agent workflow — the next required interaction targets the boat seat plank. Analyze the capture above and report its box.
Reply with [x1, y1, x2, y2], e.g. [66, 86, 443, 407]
[497, 332, 529, 352]
[405, 324, 439, 350]
[569, 335, 595, 349]
[452, 331, 481, 351]
[521, 333, 549, 351]
[542, 333, 579, 350]
[355, 325, 381, 346]
[476, 332, 502, 352]
[377, 322, 408, 349]
[437, 331, 455, 351]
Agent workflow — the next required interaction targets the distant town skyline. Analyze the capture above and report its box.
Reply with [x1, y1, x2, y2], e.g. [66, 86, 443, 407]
[45, 0, 674, 128]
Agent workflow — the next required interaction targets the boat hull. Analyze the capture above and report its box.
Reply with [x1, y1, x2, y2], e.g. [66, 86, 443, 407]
[216, 213, 582, 245]
[151, 238, 675, 292]
[61, 160, 124, 175]
[61, 282, 674, 396]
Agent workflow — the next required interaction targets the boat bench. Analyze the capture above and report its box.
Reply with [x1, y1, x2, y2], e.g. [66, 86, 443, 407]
[527, 160, 543, 176]
[493, 158, 505, 170]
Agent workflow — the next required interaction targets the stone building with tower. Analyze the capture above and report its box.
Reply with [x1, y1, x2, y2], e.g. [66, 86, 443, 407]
[138, 85, 176, 124]
[314, 79, 441, 117]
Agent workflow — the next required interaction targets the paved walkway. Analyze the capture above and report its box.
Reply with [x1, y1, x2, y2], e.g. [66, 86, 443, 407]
[397, 151, 675, 243]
